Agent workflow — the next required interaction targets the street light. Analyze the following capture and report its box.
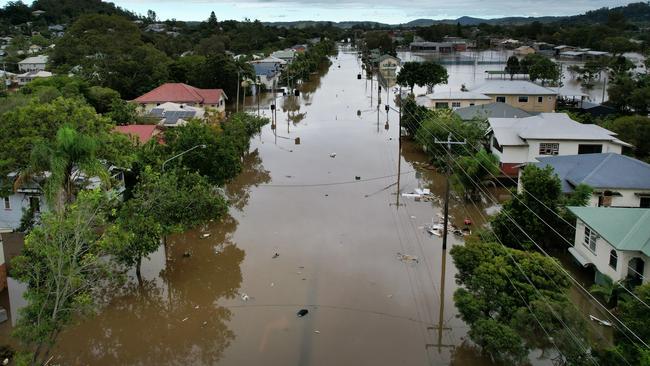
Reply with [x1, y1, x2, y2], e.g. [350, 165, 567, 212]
[162, 144, 207, 172]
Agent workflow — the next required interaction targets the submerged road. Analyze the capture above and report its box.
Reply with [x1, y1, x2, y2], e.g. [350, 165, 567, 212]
[51, 46, 496, 365]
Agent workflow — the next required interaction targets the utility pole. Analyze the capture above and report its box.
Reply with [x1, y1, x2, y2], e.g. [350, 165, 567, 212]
[396, 86, 402, 207]
[236, 68, 241, 113]
[434, 133, 466, 251]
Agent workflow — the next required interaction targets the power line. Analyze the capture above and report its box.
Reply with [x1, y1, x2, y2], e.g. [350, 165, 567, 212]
[403, 106, 644, 360]
[257, 170, 415, 188]
[400, 104, 650, 316]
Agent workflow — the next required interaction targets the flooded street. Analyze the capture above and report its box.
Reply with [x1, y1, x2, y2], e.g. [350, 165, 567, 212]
[46, 46, 543, 365]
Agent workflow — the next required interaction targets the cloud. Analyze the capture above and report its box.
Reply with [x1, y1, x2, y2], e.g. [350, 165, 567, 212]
[107, 0, 637, 22]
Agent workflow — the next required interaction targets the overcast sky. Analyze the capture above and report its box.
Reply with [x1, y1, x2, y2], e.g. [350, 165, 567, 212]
[8, 0, 639, 23]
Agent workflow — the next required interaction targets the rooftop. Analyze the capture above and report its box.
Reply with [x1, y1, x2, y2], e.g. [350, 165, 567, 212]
[534, 153, 650, 192]
[489, 113, 630, 146]
[18, 55, 48, 64]
[133, 83, 226, 105]
[421, 90, 492, 101]
[472, 80, 557, 96]
[114, 125, 162, 144]
[568, 207, 650, 256]
[454, 102, 532, 120]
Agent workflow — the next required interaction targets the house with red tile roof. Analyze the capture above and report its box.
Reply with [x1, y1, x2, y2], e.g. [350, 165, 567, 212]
[114, 125, 163, 144]
[133, 83, 227, 113]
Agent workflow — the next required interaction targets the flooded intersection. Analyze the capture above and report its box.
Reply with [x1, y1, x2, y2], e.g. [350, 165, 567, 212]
[51, 46, 501, 365]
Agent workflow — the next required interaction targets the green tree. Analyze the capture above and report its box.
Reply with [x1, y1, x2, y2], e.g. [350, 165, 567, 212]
[419, 61, 448, 93]
[602, 116, 650, 161]
[20, 126, 109, 210]
[0, 98, 115, 182]
[505, 56, 520, 80]
[396, 61, 420, 94]
[11, 190, 119, 365]
[452, 149, 500, 201]
[85, 86, 121, 114]
[614, 283, 650, 365]
[110, 167, 227, 283]
[51, 14, 171, 99]
[602, 37, 637, 57]
[491, 165, 592, 250]
[451, 239, 590, 365]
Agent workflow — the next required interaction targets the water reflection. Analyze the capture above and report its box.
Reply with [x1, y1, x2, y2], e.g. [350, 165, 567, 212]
[51, 148, 272, 365]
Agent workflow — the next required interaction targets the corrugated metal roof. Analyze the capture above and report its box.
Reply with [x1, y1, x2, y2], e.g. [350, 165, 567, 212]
[455, 102, 532, 120]
[568, 206, 650, 256]
[534, 153, 650, 192]
[472, 80, 557, 95]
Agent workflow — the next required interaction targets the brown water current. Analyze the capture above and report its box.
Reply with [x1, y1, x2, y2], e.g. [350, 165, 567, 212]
[32, 46, 610, 365]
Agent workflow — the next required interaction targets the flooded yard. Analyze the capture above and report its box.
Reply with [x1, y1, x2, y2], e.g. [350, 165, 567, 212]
[9, 46, 610, 365]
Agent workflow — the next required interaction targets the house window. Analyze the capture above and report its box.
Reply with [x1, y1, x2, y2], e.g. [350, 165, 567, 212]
[640, 197, 650, 208]
[496, 96, 506, 103]
[609, 250, 618, 270]
[435, 102, 449, 109]
[578, 144, 603, 154]
[451, 102, 461, 108]
[583, 226, 597, 253]
[539, 143, 559, 155]
[3, 197, 10, 210]
[518, 96, 529, 103]
[537, 96, 543, 103]
[469, 103, 475, 106]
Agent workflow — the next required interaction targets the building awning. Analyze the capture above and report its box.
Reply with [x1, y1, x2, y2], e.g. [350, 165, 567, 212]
[568, 247, 592, 268]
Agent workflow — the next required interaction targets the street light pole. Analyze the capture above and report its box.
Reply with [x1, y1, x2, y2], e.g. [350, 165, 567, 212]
[236, 69, 241, 113]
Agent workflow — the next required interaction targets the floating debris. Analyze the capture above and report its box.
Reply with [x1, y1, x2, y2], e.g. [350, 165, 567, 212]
[181, 317, 189, 322]
[182, 251, 192, 258]
[241, 293, 250, 302]
[397, 252, 419, 264]
[590, 315, 612, 327]
[329, 153, 337, 158]
[314, 330, 321, 334]
[201, 233, 211, 239]
[297, 309, 309, 317]
[272, 253, 280, 259]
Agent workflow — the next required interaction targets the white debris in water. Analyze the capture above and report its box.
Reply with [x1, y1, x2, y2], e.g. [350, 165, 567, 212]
[329, 153, 337, 158]
[241, 293, 250, 302]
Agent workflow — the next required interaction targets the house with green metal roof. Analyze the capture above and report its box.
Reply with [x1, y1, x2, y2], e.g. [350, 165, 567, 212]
[567, 206, 650, 284]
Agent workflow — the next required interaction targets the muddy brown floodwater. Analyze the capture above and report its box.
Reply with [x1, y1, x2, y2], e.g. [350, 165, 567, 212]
[46, 46, 555, 365]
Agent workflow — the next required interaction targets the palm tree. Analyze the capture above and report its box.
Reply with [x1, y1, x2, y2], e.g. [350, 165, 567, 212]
[590, 275, 628, 308]
[16, 126, 109, 211]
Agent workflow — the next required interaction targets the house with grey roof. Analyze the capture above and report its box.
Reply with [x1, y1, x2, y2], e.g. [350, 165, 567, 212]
[416, 91, 492, 110]
[568, 206, 650, 285]
[147, 102, 206, 127]
[487, 113, 630, 176]
[17, 55, 48, 72]
[470, 80, 558, 113]
[529, 153, 650, 208]
[454, 102, 532, 121]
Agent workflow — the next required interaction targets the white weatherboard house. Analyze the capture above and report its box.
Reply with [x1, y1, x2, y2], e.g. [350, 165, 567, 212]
[487, 113, 630, 176]
[17, 55, 48, 72]
[416, 91, 492, 110]
[568, 207, 650, 284]
[531, 153, 650, 208]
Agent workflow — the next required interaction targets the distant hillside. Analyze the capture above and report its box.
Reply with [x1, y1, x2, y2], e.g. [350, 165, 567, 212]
[266, 2, 650, 28]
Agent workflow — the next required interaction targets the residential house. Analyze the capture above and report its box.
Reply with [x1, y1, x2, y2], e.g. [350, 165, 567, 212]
[18, 55, 48, 72]
[251, 62, 281, 91]
[133, 83, 227, 113]
[28, 44, 42, 54]
[0, 173, 44, 232]
[487, 113, 630, 176]
[145, 23, 166, 33]
[48, 24, 65, 32]
[291, 44, 308, 53]
[31, 10, 45, 17]
[567, 206, 650, 285]
[146, 102, 206, 127]
[378, 55, 400, 71]
[16, 70, 52, 86]
[471, 80, 558, 113]
[513, 45, 535, 56]
[270, 49, 296, 63]
[530, 154, 650, 208]
[454, 102, 532, 121]
[114, 125, 164, 144]
[410, 42, 454, 53]
[554, 45, 577, 55]
[416, 91, 492, 110]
